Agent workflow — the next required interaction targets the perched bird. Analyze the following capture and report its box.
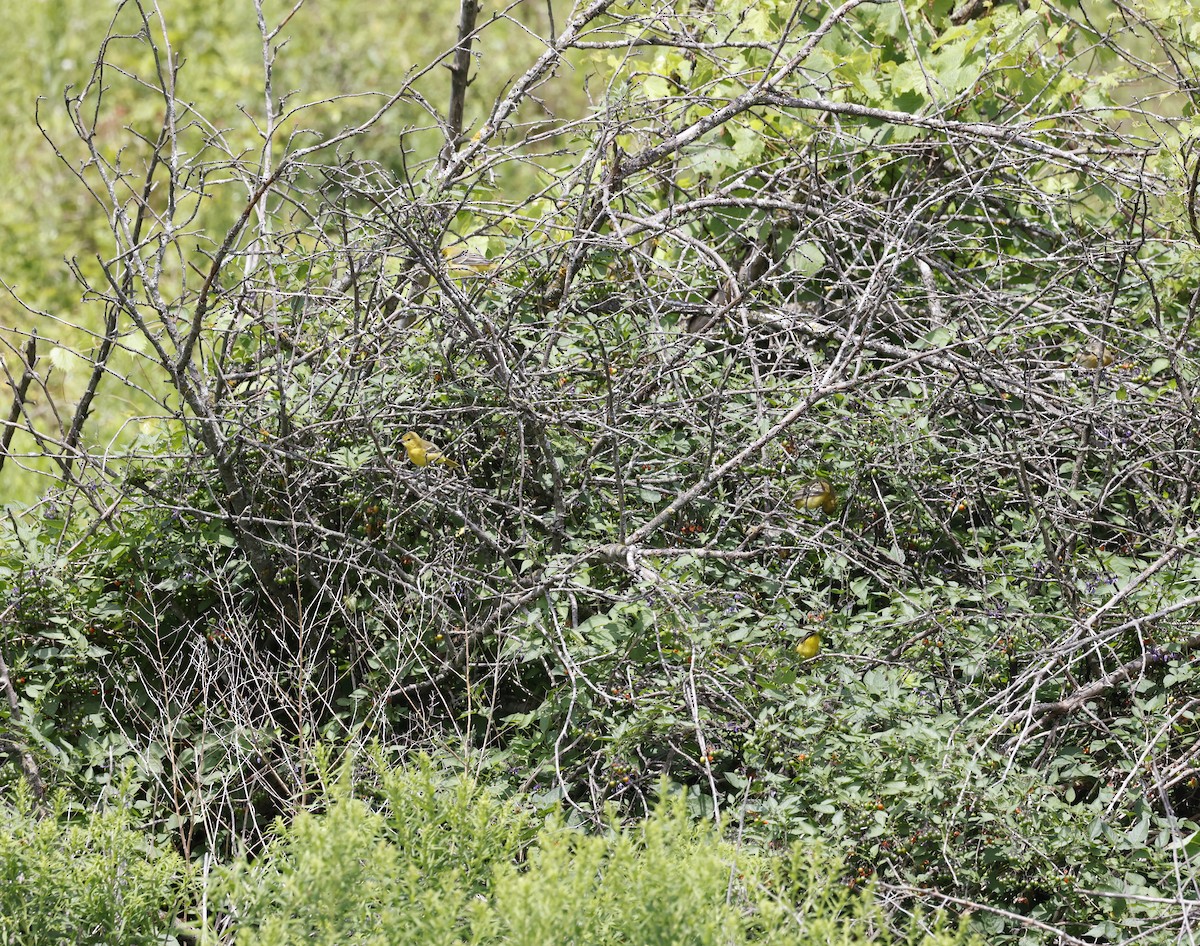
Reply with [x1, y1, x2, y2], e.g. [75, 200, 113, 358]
[796, 633, 821, 660]
[442, 245, 496, 273]
[1077, 340, 1114, 370]
[795, 478, 837, 515]
[400, 431, 460, 469]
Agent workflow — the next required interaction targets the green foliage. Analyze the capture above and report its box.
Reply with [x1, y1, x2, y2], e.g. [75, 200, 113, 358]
[0, 789, 187, 946]
[725, 661, 1194, 940]
[0, 0, 582, 504]
[210, 759, 972, 946]
[4, 1, 1200, 944]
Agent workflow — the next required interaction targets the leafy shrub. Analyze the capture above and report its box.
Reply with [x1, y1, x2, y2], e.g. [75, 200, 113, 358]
[0, 789, 187, 946]
[4, 0, 1200, 943]
[209, 759, 972, 946]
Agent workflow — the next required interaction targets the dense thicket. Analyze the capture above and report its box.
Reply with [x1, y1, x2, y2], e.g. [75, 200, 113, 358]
[3, 0, 1200, 941]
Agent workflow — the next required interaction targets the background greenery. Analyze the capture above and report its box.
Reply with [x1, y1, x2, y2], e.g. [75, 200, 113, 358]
[0, 0, 577, 504]
[3, 0, 1200, 943]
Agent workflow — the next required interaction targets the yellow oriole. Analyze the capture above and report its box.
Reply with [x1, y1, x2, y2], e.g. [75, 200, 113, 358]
[400, 432, 460, 469]
[796, 633, 821, 659]
[795, 478, 837, 514]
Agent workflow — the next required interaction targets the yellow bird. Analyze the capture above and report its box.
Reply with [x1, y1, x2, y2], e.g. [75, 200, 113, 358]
[795, 478, 837, 515]
[442, 245, 496, 273]
[1077, 341, 1114, 370]
[796, 633, 821, 660]
[400, 431, 460, 469]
